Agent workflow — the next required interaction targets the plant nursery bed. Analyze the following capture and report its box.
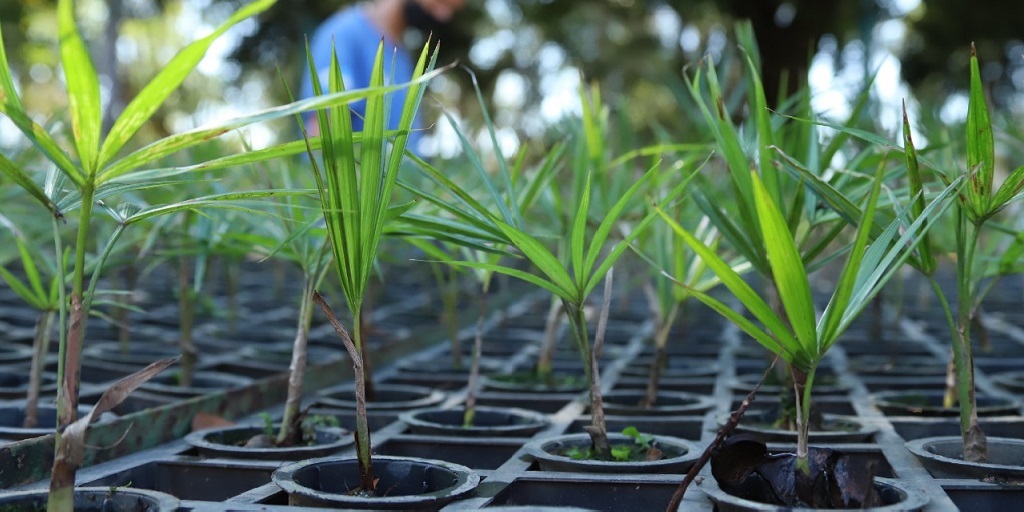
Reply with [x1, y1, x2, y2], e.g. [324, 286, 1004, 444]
[3, 271, 1024, 512]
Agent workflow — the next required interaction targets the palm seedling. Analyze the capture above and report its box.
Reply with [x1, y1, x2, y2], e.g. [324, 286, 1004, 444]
[779, 46, 1024, 463]
[632, 191, 740, 406]
[416, 84, 694, 457]
[660, 159, 962, 474]
[238, 155, 333, 446]
[0, 0, 415, 505]
[0, 215, 63, 428]
[299, 38, 438, 492]
[399, 73, 565, 424]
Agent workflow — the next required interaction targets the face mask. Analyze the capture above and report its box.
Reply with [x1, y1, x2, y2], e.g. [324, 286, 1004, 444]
[402, 0, 449, 35]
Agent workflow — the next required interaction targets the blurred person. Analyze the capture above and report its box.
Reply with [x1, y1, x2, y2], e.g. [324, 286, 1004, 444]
[299, 0, 467, 149]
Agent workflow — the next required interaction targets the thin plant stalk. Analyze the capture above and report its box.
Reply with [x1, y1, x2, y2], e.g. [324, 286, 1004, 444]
[463, 284, 488, 427]
[314, 293, 374, 489]
[431, 261, 462, 369]
[24, 310, 55, 428]
[579, 268, 614, 458]
[644, 303, 678, 407]
[177, 254, 198, 388]
[277, 276, 316, 445]
[535, 298, 563, 381]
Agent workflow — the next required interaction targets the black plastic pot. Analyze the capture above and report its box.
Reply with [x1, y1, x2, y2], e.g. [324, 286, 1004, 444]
[699, 476, 928, 511]
[184, 424, 354, 461]
[905, 436, 1024, 479]
[138, 371, 252, 398]
[0, 486, 179, 511]
[0, 372, 57, 400]
[720, 410, 879, 443]
[991, 371, 1024, 394]
[481, 372, 588, 394]
[271, 455, 479, 509]
[870, 390, 1021, 417]
[83, 341, 181, 367]
[399, 406, 549, 437]
[315, 384, 446, 411]
[600, 390, 716, 417]
[0, 404, 106, 440]
[524, 433, 700, 473]
[847, 355, 947, 376]
[0, 345, 32, 364]
[727, 373, 851, 396]
[396, 357, 501, 375]
[241, 342, 343, 368]
[620, 357, 721, 378]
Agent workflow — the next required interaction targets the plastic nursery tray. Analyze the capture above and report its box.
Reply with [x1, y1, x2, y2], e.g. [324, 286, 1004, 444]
[5, 277, 1024, 511]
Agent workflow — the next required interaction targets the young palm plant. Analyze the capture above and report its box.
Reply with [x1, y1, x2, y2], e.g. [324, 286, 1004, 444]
[300, 39, 438, 492]
[778, 47, 1024, 463]
[659, 164, 962, 473]
[400, 74, 565, 423]
[633, 195, 740, 406]
[240, 156, 333, 446]
[0, 216, 63, 428]
[0, 0, 428, 505]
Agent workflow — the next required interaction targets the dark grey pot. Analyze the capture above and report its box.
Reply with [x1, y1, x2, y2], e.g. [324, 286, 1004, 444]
[870, 390, 1021, 417]
[720, 411, 879, 443]
[315, 384, 446, 411]
[0, 486, 178, 511]
[699, 476, 928, 511]
[0, 404, 107, 440]
[0, 372, 57, 400]
[905, 436, 1024, 479]
[399, 406, 549, 437]
[524, 433, 700, 473]
[0, 345, 32, 364]
[83, 341, 180, 367]
[185, 424, 354, 461]
[727, 374, 850, 396]
[138, 371, 252, 398]
[272, 455, 479, 509]
[601, 391, 716, 417]
[481, 372, 588, 393]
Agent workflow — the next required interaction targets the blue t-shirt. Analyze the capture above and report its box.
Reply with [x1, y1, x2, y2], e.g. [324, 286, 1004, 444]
[299, 7, 420, 148]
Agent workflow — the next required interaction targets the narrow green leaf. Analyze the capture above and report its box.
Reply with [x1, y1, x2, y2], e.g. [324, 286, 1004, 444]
[570, 172, 592, 282]
[819, 157, 886, 347]
[582, 163, 660, 280]
[123, 190, 306, 225]
[842, 175, 965, 331]
[441, 260, 573, 302]
[495, 221, 577, 299]
[678, 284, 794, 366]
[98, 65, 446, 183]
[0, 153, 56, 214]
[657, 206, 805, 364]
[990, 165, 1024, 215]
[902, 101, 935, 274]
[0, 25, 81, 183]
[0, 264, 46, 310]
[98, 0, 276, 168]
[752, 171, 817, 350]
[58, 0, 102, 174]
[743, 52, 779, 206]
[442, 110, 516, 225]
[966, 43, 995, 220]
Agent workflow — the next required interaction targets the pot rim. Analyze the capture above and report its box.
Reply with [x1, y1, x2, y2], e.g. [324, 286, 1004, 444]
[399, 405, 549, 434]
[525, 432, 701, 470]
[0, 486, 180, 510]
[184, 424, 354, 459]
[699, 476, 928, 511]
[272, 454, 479, 505]
[905, 436, 1024, 473]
